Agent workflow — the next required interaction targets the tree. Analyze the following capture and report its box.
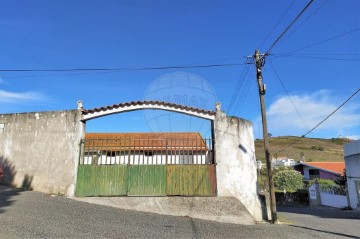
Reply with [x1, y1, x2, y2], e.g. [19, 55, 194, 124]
[273, 170, 304, 193]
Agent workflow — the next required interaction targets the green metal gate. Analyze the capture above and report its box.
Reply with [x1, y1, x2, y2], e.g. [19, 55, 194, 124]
[75, 133, 216, 197]
[76, 164, 216, 196]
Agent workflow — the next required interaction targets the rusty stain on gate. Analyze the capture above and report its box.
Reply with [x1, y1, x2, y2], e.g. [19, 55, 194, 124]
[75, 132, 216, 197]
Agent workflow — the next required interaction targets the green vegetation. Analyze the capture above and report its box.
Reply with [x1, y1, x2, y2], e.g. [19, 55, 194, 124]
[310, 145, 324, 151]
[273, 169, 304, 193]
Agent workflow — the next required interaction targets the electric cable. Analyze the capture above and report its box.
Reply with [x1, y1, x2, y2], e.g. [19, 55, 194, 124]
[226, 57, 253, 114]
[275, 0, 329, 48]
[258, 0, 296, 50]
[266, 0, 315, 54]
[275, 27, 360, 56]
[274, 88, 360, 154]
[0, 62, 250, 73]
[268, 59, 309, 130]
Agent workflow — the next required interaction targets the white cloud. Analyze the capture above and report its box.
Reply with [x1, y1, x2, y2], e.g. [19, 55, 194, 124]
[255, 90, 360, 138]
[0, 89, 45, 103]
[346, 135, 360, 140]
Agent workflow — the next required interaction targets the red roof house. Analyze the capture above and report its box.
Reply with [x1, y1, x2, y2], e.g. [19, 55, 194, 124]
[293, 162, 345, 181]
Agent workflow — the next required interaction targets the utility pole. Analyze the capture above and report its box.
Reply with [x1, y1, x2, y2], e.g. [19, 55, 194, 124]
[254, 49, 277, 223]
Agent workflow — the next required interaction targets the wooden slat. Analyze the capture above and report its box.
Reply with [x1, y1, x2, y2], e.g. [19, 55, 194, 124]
[75, 165, 96, 196]
[208, 164, 217, 195]
[166, 165, 216, 196]
[127, 165, 166, 196]
[75, 165, 127, 196]
[76, 165, 216, 197]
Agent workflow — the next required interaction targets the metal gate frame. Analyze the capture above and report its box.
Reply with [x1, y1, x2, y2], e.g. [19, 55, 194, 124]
[75, 134, 216, 197]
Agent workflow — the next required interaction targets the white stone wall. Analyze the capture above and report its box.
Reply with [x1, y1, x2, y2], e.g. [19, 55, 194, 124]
[0, 110, 85, 196]
[344, 140, 360, 209]
[320, 192, 348, 208]
[214, 111, 262, 221]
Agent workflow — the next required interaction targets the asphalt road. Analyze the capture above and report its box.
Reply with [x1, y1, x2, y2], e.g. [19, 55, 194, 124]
[278, 205, 360, 239]
[1, 187, 359, 239]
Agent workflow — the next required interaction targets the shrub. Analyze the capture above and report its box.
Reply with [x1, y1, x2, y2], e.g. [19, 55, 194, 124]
[273, 170, 304, 193]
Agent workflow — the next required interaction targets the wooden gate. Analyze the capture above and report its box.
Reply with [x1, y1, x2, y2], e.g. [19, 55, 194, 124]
[75, 133, 216, 197]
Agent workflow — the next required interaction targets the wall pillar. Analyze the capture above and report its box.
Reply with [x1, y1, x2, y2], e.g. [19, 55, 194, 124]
[213, 108, 262, 221]
[309, 182, 321, 206]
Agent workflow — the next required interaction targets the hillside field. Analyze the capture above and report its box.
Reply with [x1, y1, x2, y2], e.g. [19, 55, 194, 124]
[254, 136, 352, 163]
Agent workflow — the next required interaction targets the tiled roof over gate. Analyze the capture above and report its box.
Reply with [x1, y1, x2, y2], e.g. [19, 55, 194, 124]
[84, 132, 208, 151]
[82, 100, 216, 117]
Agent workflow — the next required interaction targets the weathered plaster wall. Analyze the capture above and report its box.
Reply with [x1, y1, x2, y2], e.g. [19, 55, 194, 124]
[0, 110, 85, 196]
[214, 110, 262, 221]
[344, 140, 360, 209]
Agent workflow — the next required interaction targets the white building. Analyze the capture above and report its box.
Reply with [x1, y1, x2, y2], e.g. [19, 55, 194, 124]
[272, 156, 296, 167]
[344, 140, 360, 209]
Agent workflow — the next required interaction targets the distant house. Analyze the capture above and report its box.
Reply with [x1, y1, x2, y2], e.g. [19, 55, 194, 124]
[293, 162, 345, 181]
[81, 132, 212, 165]
[272, 156, 296, 167]
[344, 140, 360, 209]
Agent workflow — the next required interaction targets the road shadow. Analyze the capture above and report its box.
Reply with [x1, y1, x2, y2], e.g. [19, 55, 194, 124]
[289, 225, 360, 239]
[0, 156, 19, 214]
[0, 156, 34, 214]
[278, 205, 360, 220]
[0, 185, 21, 214]
[1, 156, 17, 185]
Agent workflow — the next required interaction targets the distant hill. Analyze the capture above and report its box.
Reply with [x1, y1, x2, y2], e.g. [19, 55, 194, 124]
[255, 136, 352, 163]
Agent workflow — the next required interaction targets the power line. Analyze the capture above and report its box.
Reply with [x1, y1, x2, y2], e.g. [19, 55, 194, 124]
[227, 65, 252, 114]
[226, 58, 253, 114]
[273, 53, 360, 56]
[234, 66, 255, 115]
[267, 59, 309, 130]
[0, 62, 250, 73]
[2, 70, 120, 79]
[276, 27, 360, 56]
[274, 88, 360, 154]
[271, 55, 360, 62]
[276, 0, 329, 47]
[258, 0, 296, 50]
[266, 0, 315, 54]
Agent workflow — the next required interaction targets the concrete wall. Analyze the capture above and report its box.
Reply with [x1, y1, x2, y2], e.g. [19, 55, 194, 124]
[308, 183, 348, 208]
[214, 110, 262, 221]
[344, 140, 360, 209]
[320, 192, 348, 208]
[0, 110, 85, 196]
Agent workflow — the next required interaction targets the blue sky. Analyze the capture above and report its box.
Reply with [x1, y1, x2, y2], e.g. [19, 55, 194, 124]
[0, 0, 359, 139]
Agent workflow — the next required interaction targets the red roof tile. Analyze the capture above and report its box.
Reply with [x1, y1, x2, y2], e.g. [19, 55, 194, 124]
[303, 162, 345, 175]
[84, 132, 208, 151]
[82, 101, 216, 117]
